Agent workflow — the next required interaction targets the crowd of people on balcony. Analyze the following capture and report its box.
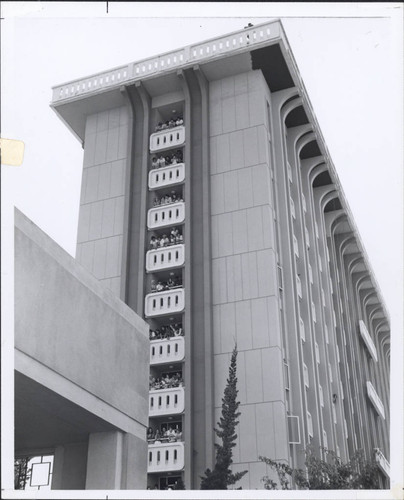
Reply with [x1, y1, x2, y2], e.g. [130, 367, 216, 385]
[149, 228, 183, 249]
[150, 323, 183, 340]
[153, 191, 183, 207]
[154, 117, 183, 132]
[150, 372, 184, 390]
[150, 274, 182, 293]
[151, 150, 183, 169]
[147, 425, 183, 443]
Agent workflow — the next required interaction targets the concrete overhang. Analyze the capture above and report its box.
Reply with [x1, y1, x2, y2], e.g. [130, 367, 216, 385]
[15, 372, 117, 453]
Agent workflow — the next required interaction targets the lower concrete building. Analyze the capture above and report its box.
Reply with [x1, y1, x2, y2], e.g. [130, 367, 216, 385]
[14, 209, 149, 490]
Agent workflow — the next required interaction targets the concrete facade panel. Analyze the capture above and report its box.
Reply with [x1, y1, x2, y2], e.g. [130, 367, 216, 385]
[234, 72, 248, 95]
[113, 196, 125, 235]
[83, 132, 96, 168]
[261, 348, 283, 402]
[221, 77, 235, 98]
[223, 170, 239, 212]
[248, 461, 268, 490]
[217, 212, 233, 257]
[261, 205, 274, 249]
[79, 241, 95, 271]
[257, 124, 269, 165]
[96, 110, 109, 132]
[235, 93, 250, 130]
[210, 135, 218, 174]
[92, 238, 107, 279]
[98, 163, 111, 200]
[227, 254, 243, 302]
[211, 215, 219, 258]
[267, 296, 282, 347]
[255, 402, 276, 459]
[84, 166, 99, 204]
[211, 173, 225, 215]
[252, 164, 270, 207]
[212, 305, 221, 354]
[100, 197, 116, 238]
[108, 107, 121, 129]
[117, 125, 128, 159]
[229, 130, 244, 171]
[105, 127, 119, 161]
[220, 302, 236, 354]
[245, 350, 263, 404]
[88, 201, 103, 240]
[242, 127, 259, 167]
[110, 159, 126, 198]
[273, 401, 288, 460]
[248, 90, 265, 128]
[94, 129, 108, 165]
[77, 204, 91, 243]
[105, 235, 122, 278]
[251, 297, 269, 349]
[231, 210, 248, 255]
[235, 300, 253, 351]
[222, 96, 236, 133]
[237, 168, 254, 209]
[246, 206, 264, 251]
[257, 249, 276, 297]
[216, 134, 230, 173]
[239, 404, 258, 462]
[85, 113, 97, 136]
[236, 349, 247, 404]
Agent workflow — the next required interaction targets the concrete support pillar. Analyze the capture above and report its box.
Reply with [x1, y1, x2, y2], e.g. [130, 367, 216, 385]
[85, 431, 147, 490]
[52, 442, 88, 490]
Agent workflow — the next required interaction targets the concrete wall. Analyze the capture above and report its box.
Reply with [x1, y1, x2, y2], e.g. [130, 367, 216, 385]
[76, 106, 129, 296]
[15, 209, 149, 489]
[209, 70, 289, 489]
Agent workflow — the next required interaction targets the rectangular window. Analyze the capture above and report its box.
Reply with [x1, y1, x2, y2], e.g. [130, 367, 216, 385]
[299, 317, 305, 341]
[303, 363, 309, 388]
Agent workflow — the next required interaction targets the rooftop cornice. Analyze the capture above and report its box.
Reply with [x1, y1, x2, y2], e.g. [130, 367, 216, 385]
[51, 19, 283, 104]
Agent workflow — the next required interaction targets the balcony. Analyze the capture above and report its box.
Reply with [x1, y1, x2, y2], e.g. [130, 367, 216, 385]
[147, 202, 185, 230]
[145, 288, 185, 318]
[146, 244, 185, 273]
[149, 387, 185, 417]
[148, 442, 184, 473]
[359, 320, 378, 362]
[149, 163, 185, 190]
[366, 381, 385, 419]
[149, 126, 185, 153]
[150, 336, 185, 365]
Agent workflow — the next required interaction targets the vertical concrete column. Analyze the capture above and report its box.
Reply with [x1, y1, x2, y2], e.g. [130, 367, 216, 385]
[85, 431, 148, 490]
[52, 442, 88, 490]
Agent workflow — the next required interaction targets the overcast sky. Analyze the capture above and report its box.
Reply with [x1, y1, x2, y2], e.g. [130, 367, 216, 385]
[1, 2, 403, 492]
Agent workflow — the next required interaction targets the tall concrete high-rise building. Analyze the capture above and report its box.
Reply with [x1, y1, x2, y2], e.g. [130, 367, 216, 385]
[51, 20, 390, 489]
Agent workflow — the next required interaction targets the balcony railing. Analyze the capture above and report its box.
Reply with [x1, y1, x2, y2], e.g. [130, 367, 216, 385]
[145, 288, 185, 317]
[149, 387, 185, 417]
[366, 381, 385, 419]
[359, 320, 378, 362]
[150, 336, 185, 365]
[146, 244, 184, 273]
[147, 442, 184, 473]
[149, 162, 185, 190]
[147, 202, 185, 230]
[150, 126, 185, 153]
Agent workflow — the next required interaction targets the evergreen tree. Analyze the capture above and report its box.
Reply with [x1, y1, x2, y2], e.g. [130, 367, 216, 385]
[200, 345, 247, 489]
